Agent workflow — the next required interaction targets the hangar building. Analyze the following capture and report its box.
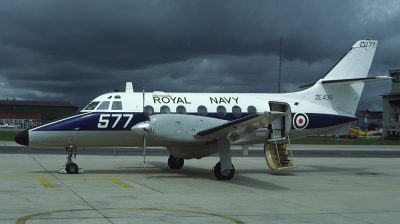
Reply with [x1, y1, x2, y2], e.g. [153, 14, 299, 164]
[382, 69, 400, 139]
[0, 99, 78, 129]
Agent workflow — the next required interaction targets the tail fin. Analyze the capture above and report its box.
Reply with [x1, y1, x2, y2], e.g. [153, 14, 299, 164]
[323, 40, 377, 81]
[298, 40, 383, 116]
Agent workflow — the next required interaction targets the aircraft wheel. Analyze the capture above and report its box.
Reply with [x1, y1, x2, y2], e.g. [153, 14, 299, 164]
[66, 163, 79, 174]
[213, 161, 235, 180]
[168, 155, 184, 169]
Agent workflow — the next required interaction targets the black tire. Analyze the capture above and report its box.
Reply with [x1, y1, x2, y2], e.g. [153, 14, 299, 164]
[66, 163, 79, 174]
[213, 161, 235, 180]
[168, 155, 184, 169]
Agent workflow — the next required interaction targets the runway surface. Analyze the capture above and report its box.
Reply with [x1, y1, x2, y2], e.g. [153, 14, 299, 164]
[1, 143, 400, 224]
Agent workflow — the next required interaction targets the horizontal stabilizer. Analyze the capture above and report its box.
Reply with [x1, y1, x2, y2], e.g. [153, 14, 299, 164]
[196, 111, 285, 138]
[321, 76, 392, 85]
[299, 76, 392, 88]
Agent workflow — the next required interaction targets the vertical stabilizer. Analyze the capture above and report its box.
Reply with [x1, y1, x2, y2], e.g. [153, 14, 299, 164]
[299, 40, 378, 116]
[323, 40, 377, 81]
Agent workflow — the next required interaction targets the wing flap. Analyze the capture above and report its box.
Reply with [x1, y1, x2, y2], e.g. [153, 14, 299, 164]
[196, 111, 285, 138]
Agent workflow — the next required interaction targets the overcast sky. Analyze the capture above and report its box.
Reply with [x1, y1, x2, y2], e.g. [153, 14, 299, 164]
[0, 0, 399, 111]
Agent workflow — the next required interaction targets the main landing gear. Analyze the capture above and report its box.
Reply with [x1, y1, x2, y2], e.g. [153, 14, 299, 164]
[168, 154, 184, 169]
[213, 138, 235, 180]
[213, 161, 235, 180]
[59, 145, 84, 174]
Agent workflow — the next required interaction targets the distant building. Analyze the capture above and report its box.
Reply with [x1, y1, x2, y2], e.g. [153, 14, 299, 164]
[382, 69, 400, 139]
[353, 110, 382, 129]
[0, 99, 78, 129]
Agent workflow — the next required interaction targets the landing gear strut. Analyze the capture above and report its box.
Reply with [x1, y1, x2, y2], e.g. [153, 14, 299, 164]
[59, 145, 84, 174]
[213, 138, 235, 180]
[168, 155, 184, 169]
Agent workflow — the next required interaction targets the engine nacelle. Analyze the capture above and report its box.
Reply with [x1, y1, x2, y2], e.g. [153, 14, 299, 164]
[146, 114, 227, 142]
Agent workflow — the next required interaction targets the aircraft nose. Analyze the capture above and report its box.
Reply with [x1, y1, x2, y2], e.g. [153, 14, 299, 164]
[15, 130, 29, 146]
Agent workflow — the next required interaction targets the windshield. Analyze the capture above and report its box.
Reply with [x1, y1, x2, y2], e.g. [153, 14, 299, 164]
[111, 101, 123, 110]
[97, 101, 110, 110]
[83, 101, 100, 110]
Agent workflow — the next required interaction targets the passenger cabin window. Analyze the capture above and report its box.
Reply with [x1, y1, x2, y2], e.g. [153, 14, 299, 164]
[111, 101, 123, 110]
[84, 101, 100, 110]
[247, 105, 257, 115]
[96, 101, 110, 110]
[197, 105, 207, 116]
[160, 105, 170, 114]
[144, 105, 154, 117]
[232, 105, 242, 117]
[176, 105, 186, 114]
[217, 105, 226, 117]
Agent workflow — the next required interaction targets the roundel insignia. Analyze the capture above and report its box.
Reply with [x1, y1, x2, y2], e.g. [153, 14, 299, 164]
[293, 113, 309, 130]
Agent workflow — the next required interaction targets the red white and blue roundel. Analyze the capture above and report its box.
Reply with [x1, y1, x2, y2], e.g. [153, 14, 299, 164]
[293, 113, 309, 130]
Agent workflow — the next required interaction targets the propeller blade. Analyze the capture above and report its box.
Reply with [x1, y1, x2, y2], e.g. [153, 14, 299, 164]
[143, 135, 146, 170]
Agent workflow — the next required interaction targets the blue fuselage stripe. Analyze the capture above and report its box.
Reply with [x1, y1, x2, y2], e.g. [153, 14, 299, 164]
[299, 113, 356, 129]
[32, 112, 356, 132]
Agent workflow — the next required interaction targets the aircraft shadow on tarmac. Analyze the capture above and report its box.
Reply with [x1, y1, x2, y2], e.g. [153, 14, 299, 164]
[26, 156, 379, 191]
[28, 160, 290, 191]
[297, 165, 377, 175]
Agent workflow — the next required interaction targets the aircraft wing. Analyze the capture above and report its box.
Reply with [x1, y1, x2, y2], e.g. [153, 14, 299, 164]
[196, 111, 285, 139]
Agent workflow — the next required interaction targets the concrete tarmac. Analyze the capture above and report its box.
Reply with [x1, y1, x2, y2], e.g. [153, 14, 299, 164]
[0, 144, 400, 223]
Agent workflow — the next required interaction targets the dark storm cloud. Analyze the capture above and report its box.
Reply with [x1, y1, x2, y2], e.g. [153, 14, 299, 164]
[0, 0, 399, 110]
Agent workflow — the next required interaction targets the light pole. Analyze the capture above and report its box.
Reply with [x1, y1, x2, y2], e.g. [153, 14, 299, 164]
[279, 38, 282, 93]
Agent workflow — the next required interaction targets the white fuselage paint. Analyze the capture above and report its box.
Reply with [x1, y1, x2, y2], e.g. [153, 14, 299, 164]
[28, 91, 352, 149]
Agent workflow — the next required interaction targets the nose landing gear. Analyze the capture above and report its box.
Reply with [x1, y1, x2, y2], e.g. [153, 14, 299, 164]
[59, 145, 84, 174]
[59, 162, 81, 174]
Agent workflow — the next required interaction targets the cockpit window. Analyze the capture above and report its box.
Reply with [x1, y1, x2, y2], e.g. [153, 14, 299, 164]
[114, 95, 121, 99]
[83, 101, 100, 110]
[111, 101, 123, 110]
[96, 101, 110, 110]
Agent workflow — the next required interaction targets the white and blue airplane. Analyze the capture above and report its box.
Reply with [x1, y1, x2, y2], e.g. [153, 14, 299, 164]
[15, 40, 391, 180]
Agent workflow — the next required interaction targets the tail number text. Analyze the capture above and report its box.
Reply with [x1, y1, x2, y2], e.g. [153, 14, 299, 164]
[315, 94, 332, 100]
[360, 41, 375, 48]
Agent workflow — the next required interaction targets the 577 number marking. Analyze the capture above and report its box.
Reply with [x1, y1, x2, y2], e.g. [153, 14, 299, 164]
[98, 114, 134, 128]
